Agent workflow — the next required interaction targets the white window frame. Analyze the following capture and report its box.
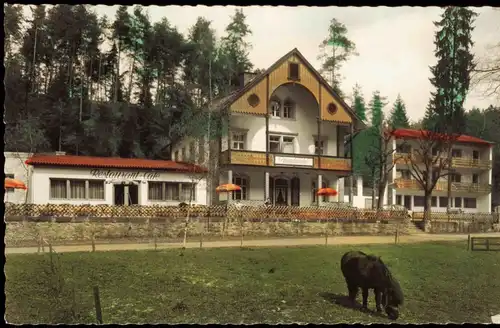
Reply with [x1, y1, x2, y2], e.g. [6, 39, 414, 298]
[49, 178, 105, 200]
[270, 99, 281, 118]
[232, 176, 249, 200]
[148, 181, 196, 202]
[231, 131, 246, 150]
[451, 173, 462, 183]
[282, 99, 295, 119]
[268, 134, 296, 153]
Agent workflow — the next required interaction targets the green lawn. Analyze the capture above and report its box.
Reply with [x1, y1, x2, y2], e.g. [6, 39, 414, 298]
[5, 242, 500, 324]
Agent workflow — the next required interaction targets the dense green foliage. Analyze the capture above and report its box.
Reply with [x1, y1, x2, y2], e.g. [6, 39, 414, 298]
[4, 5, 252, 158]
[5, 242, 500, 324]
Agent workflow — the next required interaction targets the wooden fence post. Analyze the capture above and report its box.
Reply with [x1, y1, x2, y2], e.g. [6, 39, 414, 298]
[467, 234, 471, 251]
[324, 219, 329, 246]
[240, 213, 244, 248]
[394, 222, 400, 244]
[199, 217, 204, 249]
[49, 242, 55, 273]
[91, 231, 96, 252]
[93, 285, 103, 324]
[154, 226, 158, 251]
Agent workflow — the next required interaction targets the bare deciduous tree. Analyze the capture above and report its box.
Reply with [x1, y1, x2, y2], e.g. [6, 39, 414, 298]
[401, 130, 455, 224]
[472, 42, 500, 100]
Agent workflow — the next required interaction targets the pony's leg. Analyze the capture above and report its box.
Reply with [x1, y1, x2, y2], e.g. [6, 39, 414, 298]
[347, 282, 359, 306]
[374, 289, 383, 312]
[361, 288, 369, 310]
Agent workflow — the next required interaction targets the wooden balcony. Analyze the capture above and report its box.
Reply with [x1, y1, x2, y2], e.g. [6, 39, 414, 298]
[393, 152, 492, 169]
[394, 178, 491, 193]
[220, 150, 351, 172]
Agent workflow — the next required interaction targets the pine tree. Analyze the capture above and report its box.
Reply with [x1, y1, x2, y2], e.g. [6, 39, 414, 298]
[389, 94, 410, 129]
[352, 83, 367, 122]
[318, 18, 358, 97]
[369, 90, 386, 129]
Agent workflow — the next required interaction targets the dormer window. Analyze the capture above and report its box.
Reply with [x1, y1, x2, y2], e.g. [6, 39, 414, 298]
[288, 63, 300, 80]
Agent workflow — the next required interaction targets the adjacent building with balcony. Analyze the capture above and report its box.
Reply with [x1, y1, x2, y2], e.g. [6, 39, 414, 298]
[171, 48, 365, 206]
[388, 128, 494, 213]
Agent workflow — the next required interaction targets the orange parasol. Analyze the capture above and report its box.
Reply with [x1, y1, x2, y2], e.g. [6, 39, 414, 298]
[316, 187, 337, 196]
[216, 183, 242, 193]
[5, 178, 28, 190]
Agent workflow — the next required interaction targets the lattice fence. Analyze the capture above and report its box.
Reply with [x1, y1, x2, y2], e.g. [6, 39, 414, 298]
[412, 211, 499, 222]
[4, 203, 411, 222]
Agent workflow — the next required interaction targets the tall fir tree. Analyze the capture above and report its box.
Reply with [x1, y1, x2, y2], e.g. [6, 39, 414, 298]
[427, 6, 477, 135]
[389, 94, 410, 129]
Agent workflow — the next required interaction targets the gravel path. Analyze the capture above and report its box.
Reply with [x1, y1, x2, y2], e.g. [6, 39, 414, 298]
[6, 232, 500, 254]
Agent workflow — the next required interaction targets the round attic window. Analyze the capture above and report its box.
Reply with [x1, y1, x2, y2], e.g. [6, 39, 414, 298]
[248, 94, 260, 108]
[327, 102, 338, 115]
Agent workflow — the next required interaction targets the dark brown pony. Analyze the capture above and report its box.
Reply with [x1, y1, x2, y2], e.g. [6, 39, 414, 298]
[340, 251, 404, 320]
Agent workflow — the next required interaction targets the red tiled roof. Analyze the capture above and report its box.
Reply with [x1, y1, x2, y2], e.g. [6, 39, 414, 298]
[391, 128, 493, 146]
[25, 155, 207, 173]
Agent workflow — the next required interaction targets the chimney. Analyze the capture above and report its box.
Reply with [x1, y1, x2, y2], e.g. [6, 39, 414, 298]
[239, 72, 259, 88]
[55, 151, 67, 156]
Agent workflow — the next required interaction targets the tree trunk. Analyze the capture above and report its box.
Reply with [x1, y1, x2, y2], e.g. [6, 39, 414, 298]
[182, 184, 195, 248]
[446, 148, 453, 218]
[114, 46, 120, 103]
[423, 189, 432, 232]
[127, 57, 136, 103]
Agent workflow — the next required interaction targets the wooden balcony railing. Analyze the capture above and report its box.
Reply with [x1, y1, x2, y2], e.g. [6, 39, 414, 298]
[220, 150, 351, 172]
[394, 178, 491, 193]
[393, 152, 492, 169]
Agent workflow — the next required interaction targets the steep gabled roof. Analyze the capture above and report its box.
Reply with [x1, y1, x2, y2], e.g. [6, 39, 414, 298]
[210, 48, 366, 129]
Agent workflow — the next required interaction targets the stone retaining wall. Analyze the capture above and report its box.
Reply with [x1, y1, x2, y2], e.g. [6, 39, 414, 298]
[5, 219, 414, 247]
[427, 220, 500, 234]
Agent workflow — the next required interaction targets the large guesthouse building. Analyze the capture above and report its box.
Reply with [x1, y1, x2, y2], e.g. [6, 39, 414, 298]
[172, 48, 365, 206]
[388, 129, 494, 213]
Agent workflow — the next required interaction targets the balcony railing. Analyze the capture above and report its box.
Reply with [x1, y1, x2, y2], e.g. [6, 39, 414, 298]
[393, 152, 492, 169]
[394, 178, 491, 193]
[220, 150, 351, 172]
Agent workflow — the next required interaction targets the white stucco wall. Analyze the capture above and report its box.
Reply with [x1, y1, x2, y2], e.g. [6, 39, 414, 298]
[29, 166, 207, 206]
[229, 84, 339, 156]
[4, 152, 32, 204]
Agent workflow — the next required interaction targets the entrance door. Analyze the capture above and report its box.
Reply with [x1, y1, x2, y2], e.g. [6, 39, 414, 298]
[291, 177, 300, 206]
[128, 184, 139, 205]
[403, 195, 412, 210]
[274, 178, 288, 206]
[114, 185, 125, 205]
